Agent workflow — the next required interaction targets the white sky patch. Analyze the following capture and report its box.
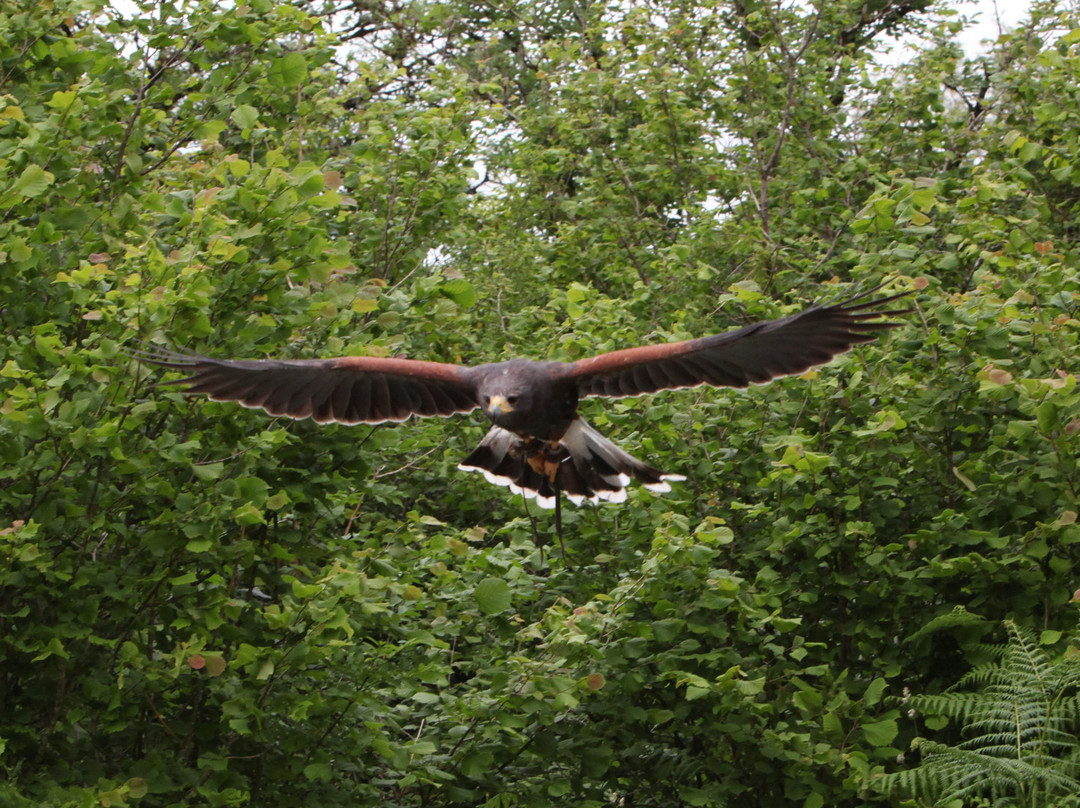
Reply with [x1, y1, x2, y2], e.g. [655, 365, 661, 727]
[860, 0, 1035, 67]
[104, 1, 1038, 67]
[958, 0, 1034, 55]
[110, 0, 138, 18]
[106, 1, 1035, 49]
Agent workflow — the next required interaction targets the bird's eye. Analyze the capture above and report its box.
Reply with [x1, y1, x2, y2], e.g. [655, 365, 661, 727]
[507, 395, 519, 404]
[483, 396, 490, 405]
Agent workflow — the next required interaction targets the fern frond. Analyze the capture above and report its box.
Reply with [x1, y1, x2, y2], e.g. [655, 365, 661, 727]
[907, 605, 991, 644]
[923, 744, 1080, 803]
[955, 660, 1015, 690]
[909, 692, 985, 723]
[881, 620, 1080, 807]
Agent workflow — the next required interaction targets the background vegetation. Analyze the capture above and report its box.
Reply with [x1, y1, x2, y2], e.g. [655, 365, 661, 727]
[3, 0, 1080, 805]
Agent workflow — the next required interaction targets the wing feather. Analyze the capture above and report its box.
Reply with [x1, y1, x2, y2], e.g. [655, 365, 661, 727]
[665, 358, 699, 389]
[369, 374, 392, 421]
[426, 383, 458, 415]
[567, 286, 911, 399]
[133, 347, 479, 424]
[345, 377, 372, 424]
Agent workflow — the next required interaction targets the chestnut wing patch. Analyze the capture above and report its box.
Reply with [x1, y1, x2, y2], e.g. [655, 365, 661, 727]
[568, 288, 911, 399]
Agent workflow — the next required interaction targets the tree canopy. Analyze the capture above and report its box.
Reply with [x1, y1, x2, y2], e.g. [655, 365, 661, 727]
[3, 0, 1080, 805]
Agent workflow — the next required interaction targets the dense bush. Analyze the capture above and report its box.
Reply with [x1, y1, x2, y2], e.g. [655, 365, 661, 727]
[3, 0, 1080, 805]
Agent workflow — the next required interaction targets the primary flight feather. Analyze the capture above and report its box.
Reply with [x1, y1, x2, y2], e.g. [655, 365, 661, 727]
[136, 285, 911, 508]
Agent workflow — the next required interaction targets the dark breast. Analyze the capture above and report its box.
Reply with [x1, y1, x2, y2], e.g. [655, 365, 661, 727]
[527, 370, 579, 440]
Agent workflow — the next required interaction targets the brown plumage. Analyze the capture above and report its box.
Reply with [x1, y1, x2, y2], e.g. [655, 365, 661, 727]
[134, 285, 911, 508]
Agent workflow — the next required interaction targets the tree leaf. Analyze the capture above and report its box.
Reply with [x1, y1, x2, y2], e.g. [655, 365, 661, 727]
[440, 279, 477, 308]
[231, 104, 259, 129]
[863, 678, 887, 707]
[4, 164, 54, 205]
[269, 52, 308, 87]
[861, 718, 898, 747]
[474, 577, 511, 615]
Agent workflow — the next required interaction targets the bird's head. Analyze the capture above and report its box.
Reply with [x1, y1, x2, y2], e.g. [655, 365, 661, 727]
[484, 393, 518, 417]
[472, 359, 578, 439]
[480, 388, 532, 427]
[477, 367, 536, 431]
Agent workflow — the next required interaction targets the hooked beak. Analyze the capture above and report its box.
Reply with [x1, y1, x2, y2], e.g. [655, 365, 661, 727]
[488, 394, 515, 416]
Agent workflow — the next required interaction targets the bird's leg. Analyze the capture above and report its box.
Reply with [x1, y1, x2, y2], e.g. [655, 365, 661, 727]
[541, 442, 570, 566]
[517, 440, 549, 560]
[524, 440, 564, 482]
[522, 437, 546, 475]
[542, 440, 562, 482]
[521, 491, 545, 561]
[521, 440, 571, 565]
[554, 490, 569, 568]
[518, 439, 572, 564]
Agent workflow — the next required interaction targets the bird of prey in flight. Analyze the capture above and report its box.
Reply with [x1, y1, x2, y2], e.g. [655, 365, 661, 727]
[136, 285, 910, 509]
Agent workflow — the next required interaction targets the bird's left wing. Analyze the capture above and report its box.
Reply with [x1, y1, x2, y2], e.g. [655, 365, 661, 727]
[566, 286, 912, 399]
[134, 347, 479, 424]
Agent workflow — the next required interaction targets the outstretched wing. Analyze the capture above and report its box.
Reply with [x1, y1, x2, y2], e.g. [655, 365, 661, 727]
[135, 347, 479, 424]
[566, 286, 912, 399]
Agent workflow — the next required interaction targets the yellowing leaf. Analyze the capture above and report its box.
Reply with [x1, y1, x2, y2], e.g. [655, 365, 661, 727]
[125, 778, 148, 799]
[952, 466, 976, 492]
[12, 164, 55, 200]
[47, 90, 77, 109]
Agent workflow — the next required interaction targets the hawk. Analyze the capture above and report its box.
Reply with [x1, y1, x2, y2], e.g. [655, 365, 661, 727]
[135, 286, 910, 508]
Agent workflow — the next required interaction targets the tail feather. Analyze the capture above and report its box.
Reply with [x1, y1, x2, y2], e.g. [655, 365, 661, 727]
[458, 427, 559, 507]
[457, 420, 684, 509]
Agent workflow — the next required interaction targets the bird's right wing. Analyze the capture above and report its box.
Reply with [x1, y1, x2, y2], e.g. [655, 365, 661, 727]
[134, 347, 480, 424]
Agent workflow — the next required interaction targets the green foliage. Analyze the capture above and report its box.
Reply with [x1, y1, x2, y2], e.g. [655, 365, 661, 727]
[881, 618, 1080, 807]
[3, 0, 1080, 805]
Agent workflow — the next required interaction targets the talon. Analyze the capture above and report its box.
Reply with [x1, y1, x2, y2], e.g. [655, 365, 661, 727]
[527, 452, 547, 475]
[544, 458, 560, 482]
[524, 442, 564, 482]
